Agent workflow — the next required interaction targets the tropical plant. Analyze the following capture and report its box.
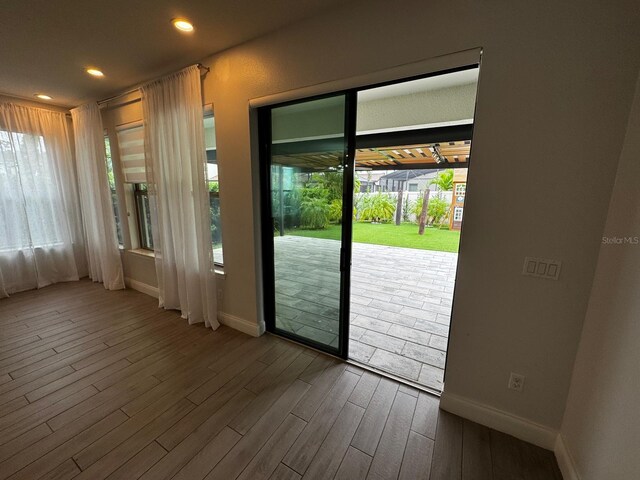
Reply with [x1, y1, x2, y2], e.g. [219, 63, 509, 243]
[430, 170, 454, 191]
[358, 193, 396, 223]
[402, 195, 411, 222]
[309, 172, 342, 201]
[300, 197, 329, 229]
[411, 194, 450, 226]
[328, 199, 343, 223]
[411, 195, 426, 219]
[427, 196, 450, 227]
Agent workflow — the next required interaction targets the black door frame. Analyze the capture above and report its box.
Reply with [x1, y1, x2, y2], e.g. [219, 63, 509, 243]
[258, 63, 479, 360]
[258, 91, 356, 359]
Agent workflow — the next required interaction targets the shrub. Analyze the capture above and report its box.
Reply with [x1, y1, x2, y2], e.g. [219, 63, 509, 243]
[411, 193, 450, 226]
[300, 197, 329, 229]
[358, 193, 396, 223]
[411, 195, 451, 225]
[328, 199, 343, 223]
[411, 196, 425, 220]
[402, 195, 411, 222]
[428, 196, 450, 226]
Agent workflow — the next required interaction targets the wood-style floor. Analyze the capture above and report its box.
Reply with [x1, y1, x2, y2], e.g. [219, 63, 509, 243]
[0, 280, 563, 479]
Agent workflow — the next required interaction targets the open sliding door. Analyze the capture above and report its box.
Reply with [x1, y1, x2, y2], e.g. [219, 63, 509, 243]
[259, 92, 356, 358]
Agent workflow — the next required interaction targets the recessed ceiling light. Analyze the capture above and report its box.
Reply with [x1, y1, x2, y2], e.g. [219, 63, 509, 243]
[172, 18, 194, 32]
[86, 68, 104, 77]
[34, 94, 52, 100]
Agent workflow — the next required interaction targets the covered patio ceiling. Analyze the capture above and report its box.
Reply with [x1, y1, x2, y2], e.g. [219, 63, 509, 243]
[271, 139, 471, 171]
[271, 123, 473, 171]
[355, 140, 470, 170]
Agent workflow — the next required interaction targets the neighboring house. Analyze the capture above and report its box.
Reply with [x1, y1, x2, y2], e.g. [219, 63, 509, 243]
[356, 170, 390, 192]
[449, 168, 468, 230]
[377, 169, 445, 192]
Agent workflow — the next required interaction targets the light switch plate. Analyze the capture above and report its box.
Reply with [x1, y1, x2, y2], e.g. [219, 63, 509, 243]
[522, 256, 561, 280]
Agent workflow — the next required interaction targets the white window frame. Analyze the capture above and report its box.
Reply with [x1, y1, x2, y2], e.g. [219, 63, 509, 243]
[454, 206, 464, 222]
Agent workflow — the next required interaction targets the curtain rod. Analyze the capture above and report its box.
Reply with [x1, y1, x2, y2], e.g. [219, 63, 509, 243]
[97, 63, 210, 107]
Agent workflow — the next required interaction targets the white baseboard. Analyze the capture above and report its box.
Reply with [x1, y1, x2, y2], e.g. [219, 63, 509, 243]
[439, 391, 558, 450]
[218, 312, 265, 337]
[124, 277, 159, 298]
[123, 279, 263, 337]
[554, 434, 581, 480]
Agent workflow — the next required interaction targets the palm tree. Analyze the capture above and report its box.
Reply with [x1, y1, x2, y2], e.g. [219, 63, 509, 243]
[430, 170, 454, 191]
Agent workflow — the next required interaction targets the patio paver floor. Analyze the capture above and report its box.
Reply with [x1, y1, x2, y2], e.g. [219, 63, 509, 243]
[273, 235, 457, 392]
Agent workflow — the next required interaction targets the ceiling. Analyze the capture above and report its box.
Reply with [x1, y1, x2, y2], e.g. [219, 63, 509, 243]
[0, 0, 345, 108]
[357, 68, 479, 103]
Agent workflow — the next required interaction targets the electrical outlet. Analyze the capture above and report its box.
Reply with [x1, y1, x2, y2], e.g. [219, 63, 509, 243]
[508, 372, 525, 392]
[217, 288, 224, 302]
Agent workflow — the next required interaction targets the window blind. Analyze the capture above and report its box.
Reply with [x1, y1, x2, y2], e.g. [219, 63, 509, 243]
[116, 122, 146, 183]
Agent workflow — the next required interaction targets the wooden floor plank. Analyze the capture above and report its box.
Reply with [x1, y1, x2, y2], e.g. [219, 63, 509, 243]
[348, 371, 380, 409]
[205, 379, 311, 480]
[74, 399, 194, 480]
[158, 361, 267, 451]
[399, 431, 434, 480]
[302, 401, 365, 480]
[229, 352, 314, 435]
[172, 427, 241, 480]
[105, 441, 167, 480]
[334, 446, 372, 480]
[269, 463, 301, 480]
[2, 410, 128, 480]
[411, 391, 439, 440]
[430, 409, 463, 480]
[39, 458, 81, 480]
[290, 362, 347, 421]
[462, 419, 492, 480]
[236, 414, 306, 480]
[283, 371, 359, 475]
[350, 377, 399, 456]
[140, 389, 256, 480]
[367, 391, 417, 480]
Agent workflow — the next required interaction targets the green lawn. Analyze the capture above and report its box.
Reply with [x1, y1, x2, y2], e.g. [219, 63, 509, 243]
[286, 222, 461, 253]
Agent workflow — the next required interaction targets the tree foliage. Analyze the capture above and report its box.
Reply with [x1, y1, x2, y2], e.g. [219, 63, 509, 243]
[430, 170, 454, 191]
[358, 193, 396, 223]
[412, 194, 450, 227]
[300, 196, 329, 229]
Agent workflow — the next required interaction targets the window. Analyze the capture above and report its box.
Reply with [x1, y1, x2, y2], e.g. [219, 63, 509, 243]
[104, 136, 123, 246]
[134, 183, 153, 250]
[455, 183, 466, 196]
[116, 123, 145, 183]
[116, 111, 222, 264]
[454, 206, 464, 222]
[0, 130, 64, 249]
[408, 183, 418, 192]
[204, 108, 224, 266]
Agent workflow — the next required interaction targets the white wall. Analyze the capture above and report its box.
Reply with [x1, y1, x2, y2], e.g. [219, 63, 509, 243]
[558, 73, 640, 479]
[195, 0, 640, 437]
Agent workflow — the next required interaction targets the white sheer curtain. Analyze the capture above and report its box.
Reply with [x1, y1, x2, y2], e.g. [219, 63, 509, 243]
[142, 65, 218, 327]
[71, 103, 124, 290]
[0, 102, 85, 297]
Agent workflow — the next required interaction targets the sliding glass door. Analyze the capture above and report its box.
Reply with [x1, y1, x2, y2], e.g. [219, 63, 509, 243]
[260, 93, 355, 357]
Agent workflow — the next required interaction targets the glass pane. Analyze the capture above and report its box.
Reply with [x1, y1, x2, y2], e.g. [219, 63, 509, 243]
[204, 111, 223, 265]
[104, 137, 123, 246]
[209, 192, 223, 265]
[135, 185, 153, 250]
[270, 95, 346, 350]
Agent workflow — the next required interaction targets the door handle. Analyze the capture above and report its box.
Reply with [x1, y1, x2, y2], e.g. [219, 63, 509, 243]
[340, 247, 350, 272]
